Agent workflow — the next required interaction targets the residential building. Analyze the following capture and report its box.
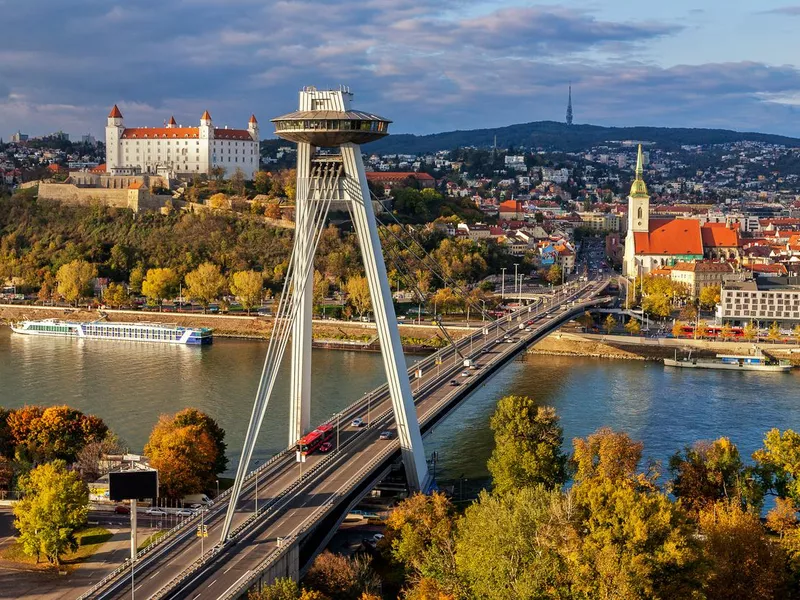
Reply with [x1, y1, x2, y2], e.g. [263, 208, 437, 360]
[499, 200, 523, 220]
[105, 105, 260, 179]
[670, 261, 735, 297]
[578, 211, 621, 232]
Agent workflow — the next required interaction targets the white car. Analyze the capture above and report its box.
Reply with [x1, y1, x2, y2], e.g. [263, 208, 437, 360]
[145, 508, 166, 516]
[460, 371, 470, 377]
[175, 509, 194, 517]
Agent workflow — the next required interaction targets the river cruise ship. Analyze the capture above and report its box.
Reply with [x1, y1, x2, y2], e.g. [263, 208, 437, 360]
[10, 319, 212, 345]
[664, 350, 791, 372]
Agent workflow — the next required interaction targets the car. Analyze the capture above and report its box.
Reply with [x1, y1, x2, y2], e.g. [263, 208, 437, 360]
[379, 431, 393, 440]
[351, 417, 365, 428]
[146, 508, 166, 516]
[449, 379, 459, 386]
[372, 533, 385, 543]
[525, 327, 532, 332]
[114, 505, 130, 515]
[460, 371, 470, 377]
[175, 509, 194, 517]
[319, 441, 334, 453]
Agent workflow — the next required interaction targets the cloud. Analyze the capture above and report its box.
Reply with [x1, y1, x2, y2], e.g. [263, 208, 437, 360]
[759, 6, 800, 15]
[1, 1, 799, 138]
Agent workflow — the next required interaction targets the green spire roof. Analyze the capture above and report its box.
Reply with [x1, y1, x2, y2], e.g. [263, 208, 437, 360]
[630, 144, 649, 198]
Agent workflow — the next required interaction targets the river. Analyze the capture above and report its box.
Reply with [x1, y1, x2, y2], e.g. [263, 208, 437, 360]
[1, 328, 799, 491]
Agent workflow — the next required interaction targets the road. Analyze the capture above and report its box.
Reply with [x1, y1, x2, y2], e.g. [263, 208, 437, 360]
[83, 278, 612, 600]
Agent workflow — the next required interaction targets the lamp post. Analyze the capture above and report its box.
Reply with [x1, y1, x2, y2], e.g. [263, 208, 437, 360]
[500, 268, 506, 299]
[513, 263, 519, 299]
[481, 299, 486, 325]
[215, 479, 219, 499]
[253, 460, 260, 514]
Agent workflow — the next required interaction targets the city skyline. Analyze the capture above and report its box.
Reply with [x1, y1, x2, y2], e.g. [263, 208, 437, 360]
[3, 1, 800, 138]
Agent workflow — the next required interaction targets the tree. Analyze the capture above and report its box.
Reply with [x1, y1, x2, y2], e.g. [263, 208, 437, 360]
[304, 551, 381, 600]
[248, 577, 299, 600]
[345, 275, 372, 319]
[487, 397, 567, 493]
[172, 408, 228, 475]
[766, 497, 798, 540]
[253, 171, 272, 195]
[720, 322, 734, 341]
[313, 270, 330, 317]
[230, 270, 264, 315]
[208, 193, 230, 210]
[793, 324, 800, 344]
[37, 272, 55, 303]
[572, 427, 644, 485]
[624, 318, 641, 335]
[230, 168, 246, 197]
[185, 262, 226, 311]
[743, 320, 758, 341]
[753, 428, 800, 502]
[768, 321, 782, 343]
[104, 282, 130, 308]
[699, 284, 721, 310]
[699, 501, 787, 600]
[545, 264, 562, 285]
[672, 319, 685, 338]
[455, 486, 572, 600]
[75, 435, 124, 483]
[56, 259, 97, 306]
[642, 292, 671, 318]
[129, 265, 145, 294]
[385, 492, 463, 597]
[142, 267, 179, 310]
[13, 460, 88, 565]
[144, 410, 226, 498]
[669, 437, 763, 514]
[695, 319, 709, 339]
[603, 314, 617, 334]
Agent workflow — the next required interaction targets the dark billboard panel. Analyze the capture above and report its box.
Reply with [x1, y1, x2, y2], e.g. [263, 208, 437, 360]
[109, 470, 158, 501]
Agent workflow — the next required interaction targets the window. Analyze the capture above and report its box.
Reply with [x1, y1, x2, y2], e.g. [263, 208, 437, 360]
[637, 207, 643, 219]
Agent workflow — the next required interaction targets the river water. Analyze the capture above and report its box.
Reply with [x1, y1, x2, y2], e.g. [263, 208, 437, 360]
[1, 328, 799, 490]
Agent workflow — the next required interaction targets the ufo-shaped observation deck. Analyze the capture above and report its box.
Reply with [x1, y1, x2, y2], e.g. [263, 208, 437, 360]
[271, 110, 391, 146]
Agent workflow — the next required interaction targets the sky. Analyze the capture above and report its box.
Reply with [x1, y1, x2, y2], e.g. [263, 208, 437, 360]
[3, 0, 800, 139]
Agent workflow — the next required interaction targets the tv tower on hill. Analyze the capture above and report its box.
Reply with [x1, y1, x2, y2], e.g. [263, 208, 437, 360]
[566, 84, 574, 126]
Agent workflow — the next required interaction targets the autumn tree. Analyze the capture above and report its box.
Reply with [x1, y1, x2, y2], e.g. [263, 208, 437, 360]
[304, 551, 381, 600]
[13, 460, 88, 565]
[230, 168, 246, 197]
[768, 321, 782, 343]
[699, 500, 787, 600]
[672, 319, 685, 338]
[345, 274, 372, 319]
[699, 284, 721, 310]
[624, 318, 641, 335]
[265, 201, 282, 219]
[642, 292, 671, 318]
[230, 270, 264, 314]
[743, 320, 758, 341]
[248, 577, 300, 600]
[603, 313, 617, 334]
[695, 319, 709, 339]
[313, 270, 330, 316]
[754, 428, 800, 502]
[456, 486, 572, 599]
[76, 435, 124, 483]
[253, 171, 272, 195]
[142, 267, 179, 310]
[129, 265, 145, 294]
[572, 427, 645, 485]
[487, 397, 567, 493]
[185, 262, 226, 311]
[104, 282, 130, 308]
[56, 259, 97, 306]
[208, 193, 231, 210]
[720, 322, 734, 341]
[576, 311, 594, 331]
[144, 409, 227, 498]
[545, 264, 562, 285]
[766, 497, 798, 540]
[385, 492, 462, 597]
[793, 323, 800, 344]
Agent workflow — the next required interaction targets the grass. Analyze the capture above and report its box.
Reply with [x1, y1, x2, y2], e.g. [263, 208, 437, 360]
[137, 530, 168, 551]
[0, 526, 112, 571]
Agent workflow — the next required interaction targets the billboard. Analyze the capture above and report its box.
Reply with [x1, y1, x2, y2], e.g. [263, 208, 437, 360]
[109, 470, 158, 501]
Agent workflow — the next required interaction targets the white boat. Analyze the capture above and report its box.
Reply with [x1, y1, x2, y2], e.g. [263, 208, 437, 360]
[10, 319, 212, 345]
[664, 349, 792, 372]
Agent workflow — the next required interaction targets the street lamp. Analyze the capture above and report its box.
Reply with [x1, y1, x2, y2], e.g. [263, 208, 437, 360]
[513, 263, 519, 299]
[481, 299, 486, 325]
[500, 268, 506, 299]
[215, 479, 219, 498]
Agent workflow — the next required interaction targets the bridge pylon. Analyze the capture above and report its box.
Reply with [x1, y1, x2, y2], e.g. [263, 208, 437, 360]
[221, 88, 431, 542]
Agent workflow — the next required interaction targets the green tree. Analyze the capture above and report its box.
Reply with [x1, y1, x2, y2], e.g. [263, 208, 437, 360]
[230, 270, 264, 315]
[104, 282, 130, 308]
[455, 486, 572, 599]
[129, 265, 145, 294]
[625, 318, 641, 335]
[313, 270, 330, 317]
[699, 284, 721, 310]
[55, 259, 97, 306]
[603, 313, 617, 334]
[546, 264, 563, 285]
[142, 267, 179, 311]
[487, 397, 567, 493]
[253, 171, 272, 195]
[185, 262, 226, 312]
[13, 460, 88, 565]
[753, 428, 800, 502]
[247, 577, 299, 600]
[345, 274, 372, 319]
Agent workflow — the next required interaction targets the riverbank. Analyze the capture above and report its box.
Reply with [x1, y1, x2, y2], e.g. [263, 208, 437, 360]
[530, 330, 800, 363]
[0, 304, 460, 351]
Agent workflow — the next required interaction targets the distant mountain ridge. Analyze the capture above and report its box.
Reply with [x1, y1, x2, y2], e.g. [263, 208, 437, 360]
[365, 121, 800, 154]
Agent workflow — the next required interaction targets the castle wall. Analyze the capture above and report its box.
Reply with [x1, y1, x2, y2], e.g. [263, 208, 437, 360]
[38, 182, 169, 213]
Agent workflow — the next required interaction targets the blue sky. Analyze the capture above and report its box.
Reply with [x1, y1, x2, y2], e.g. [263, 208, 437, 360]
[2, 0, 800, 139]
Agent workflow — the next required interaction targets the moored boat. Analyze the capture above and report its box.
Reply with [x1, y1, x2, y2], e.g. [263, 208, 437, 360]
[664, 349, 791, 372]
[10, 319, 212, 345]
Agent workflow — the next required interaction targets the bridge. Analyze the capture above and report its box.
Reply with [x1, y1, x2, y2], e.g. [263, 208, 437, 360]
[80, 277, 613, 600]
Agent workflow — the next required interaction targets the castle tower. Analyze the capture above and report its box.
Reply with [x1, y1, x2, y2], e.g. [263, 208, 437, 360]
[166, 116, 176, 128]
[623, 144, 650, 277]
[248, 114, 259, 141]
[199, 110, 213, 174]
[566, 85, 573, 126]
[105, 105, 124, 174]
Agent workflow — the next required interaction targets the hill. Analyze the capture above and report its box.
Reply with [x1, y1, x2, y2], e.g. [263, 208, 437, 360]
[365, 121, 800, 154]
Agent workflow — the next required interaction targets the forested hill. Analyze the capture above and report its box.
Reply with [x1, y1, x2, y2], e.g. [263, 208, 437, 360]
[365, 121, 800, 154]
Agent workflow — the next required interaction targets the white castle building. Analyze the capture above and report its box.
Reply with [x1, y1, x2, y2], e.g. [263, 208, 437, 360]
[104, 105, 260, 179]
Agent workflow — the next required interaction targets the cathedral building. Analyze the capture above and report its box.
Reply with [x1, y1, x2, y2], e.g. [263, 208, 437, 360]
[623, 145, 703, 277]
[105, 106, 260, 180]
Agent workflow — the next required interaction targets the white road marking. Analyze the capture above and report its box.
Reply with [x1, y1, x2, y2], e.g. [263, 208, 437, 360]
[150, 569, 161, 579]
[223, 566, 232, 574]
[208, 579, 217, 587]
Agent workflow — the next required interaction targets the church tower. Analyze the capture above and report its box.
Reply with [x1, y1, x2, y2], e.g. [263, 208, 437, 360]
[105, 105, 124, 174]
[623, 144, 650, 277]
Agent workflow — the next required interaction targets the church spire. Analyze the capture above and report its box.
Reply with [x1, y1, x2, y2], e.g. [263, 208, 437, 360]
[566, 85, 573, 126]
[630, 144, 648, 198]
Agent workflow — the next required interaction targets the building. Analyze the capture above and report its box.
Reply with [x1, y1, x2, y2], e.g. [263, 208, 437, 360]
[701, 222, 741, 260]
[670, 261, 735, 297]
[105, 105, 260, 179]
[578, 211, 620, 232]
[365, 171, 435, 191]
[718, 278, 800, 324]
[10, 131, 28, 143]
[499, 200, 523, 220]
[623, 145, 703, 277]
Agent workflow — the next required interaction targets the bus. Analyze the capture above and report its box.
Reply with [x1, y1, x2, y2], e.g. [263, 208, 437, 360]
[297, 424, 334, 457]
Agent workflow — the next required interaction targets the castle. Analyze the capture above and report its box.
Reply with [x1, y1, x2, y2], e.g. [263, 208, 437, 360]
[104, 106, 260, 180]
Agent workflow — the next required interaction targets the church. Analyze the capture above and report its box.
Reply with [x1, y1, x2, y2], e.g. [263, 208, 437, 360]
[104, 106, 260, 180]
[623, 145, 705, 277]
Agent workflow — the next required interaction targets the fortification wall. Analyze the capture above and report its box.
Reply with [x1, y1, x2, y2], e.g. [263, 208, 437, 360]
[38, 182, 130, 208]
